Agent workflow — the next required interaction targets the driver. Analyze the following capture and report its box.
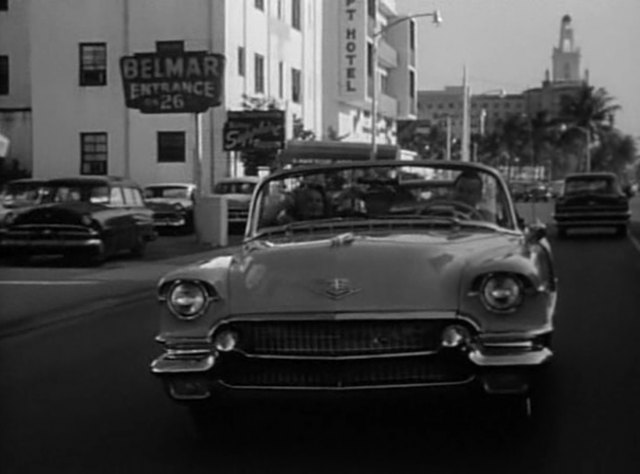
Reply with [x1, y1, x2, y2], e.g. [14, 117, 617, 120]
[452, 170, 483, 207]
[450, 170, 494, 221]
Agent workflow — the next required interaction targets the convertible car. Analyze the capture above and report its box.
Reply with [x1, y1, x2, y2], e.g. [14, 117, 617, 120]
[151, 161, 557, 430]
[0, 176, 156, 265]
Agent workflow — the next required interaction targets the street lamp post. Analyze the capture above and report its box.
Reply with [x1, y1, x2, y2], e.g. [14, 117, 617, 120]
[560, 124, 591, 172]
[370, 10, 442, 161]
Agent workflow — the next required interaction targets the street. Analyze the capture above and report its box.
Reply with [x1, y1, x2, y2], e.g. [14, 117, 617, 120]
[1, 201, 640, 473]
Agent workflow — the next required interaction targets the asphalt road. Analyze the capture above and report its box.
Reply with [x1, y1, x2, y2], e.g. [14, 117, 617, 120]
[1, 202, 640, 473]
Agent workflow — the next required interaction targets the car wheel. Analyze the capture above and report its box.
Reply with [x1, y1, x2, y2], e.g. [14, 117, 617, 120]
[614, 225, 628, 238]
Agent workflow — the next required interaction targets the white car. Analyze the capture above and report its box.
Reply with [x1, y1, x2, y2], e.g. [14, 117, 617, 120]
[213, 176, 260, 228]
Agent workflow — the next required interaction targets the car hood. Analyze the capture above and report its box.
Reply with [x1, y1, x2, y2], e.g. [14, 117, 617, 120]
[146, 198, 193, 209]
[220, 194, 252, 208]
[220, 230, 525, 315]
[14, 202, 106, 225]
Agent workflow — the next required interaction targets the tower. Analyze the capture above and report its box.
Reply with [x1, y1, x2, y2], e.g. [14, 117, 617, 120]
[552, 14, 581, 82]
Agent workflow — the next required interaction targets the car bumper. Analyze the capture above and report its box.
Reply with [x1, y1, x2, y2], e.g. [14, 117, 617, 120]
[0, 237, 104, 254]
[151, 339, 552, 400]
[153, 217, 187, 228]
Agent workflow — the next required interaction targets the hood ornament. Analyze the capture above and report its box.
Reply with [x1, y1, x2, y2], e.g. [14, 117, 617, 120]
[313, 278, 361, 300]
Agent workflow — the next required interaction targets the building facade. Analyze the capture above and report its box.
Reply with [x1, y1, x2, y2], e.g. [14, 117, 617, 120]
[417, 87, 525, 140]
[0, 0, 32, 174]
[321, 0, 418, 145]
[2, 0, 323, 191]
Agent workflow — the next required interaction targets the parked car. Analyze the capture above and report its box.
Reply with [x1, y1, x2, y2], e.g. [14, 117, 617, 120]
[213, 176, 260, 230]
[0, 176, 157, 265]
[529, 182, 553, 202]
[143, 183, 196, 233]
[549, 180, 565, 199]
[0, 178, 48, 228]
[553, 172, 631, 238]
[151, 160, 557, 433]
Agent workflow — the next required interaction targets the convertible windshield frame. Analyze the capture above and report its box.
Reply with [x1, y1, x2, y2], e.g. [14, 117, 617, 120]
[245, 160, 518, 239]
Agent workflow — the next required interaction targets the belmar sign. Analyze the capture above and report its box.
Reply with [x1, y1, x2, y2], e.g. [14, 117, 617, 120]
[120, 51, 225, 114]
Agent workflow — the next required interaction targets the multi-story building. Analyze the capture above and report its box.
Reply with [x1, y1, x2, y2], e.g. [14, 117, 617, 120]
[322, 0, 418, 146]
[1, 0, 324, 191]
[0, 0, 32, 174]
[417, 87, 525, 140]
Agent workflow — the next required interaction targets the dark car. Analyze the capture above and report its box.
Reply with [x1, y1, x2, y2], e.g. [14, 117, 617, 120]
[0, 178, 48, 227]
[553, 172, 631, 238]
[0, 176, 157, 265]
[144, 183, 196, 234]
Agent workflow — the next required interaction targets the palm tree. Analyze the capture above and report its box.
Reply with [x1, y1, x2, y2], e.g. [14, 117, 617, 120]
[558, 84, 620, 172]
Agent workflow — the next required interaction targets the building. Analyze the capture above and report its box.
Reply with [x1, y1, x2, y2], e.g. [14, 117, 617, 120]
[321, 0, 418, 146]
[416, 87, 525, 141]
[0, 0, 32, 174]
[1, 0, 324, 191]
[524, 14, 587, 121]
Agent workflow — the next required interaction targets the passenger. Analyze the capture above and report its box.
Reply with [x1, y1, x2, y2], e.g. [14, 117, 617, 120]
[290, 184, 328, 221]
[451, 170, 484, 208]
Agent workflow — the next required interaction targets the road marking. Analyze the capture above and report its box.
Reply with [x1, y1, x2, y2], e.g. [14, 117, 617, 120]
[0, 280, 102, 286]
[629, 233, 640, 256]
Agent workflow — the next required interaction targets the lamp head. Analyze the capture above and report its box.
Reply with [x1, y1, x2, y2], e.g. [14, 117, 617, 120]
[433, 10, 443, 25]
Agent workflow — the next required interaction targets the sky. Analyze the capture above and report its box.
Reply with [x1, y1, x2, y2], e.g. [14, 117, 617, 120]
[396, 0, 640, 142]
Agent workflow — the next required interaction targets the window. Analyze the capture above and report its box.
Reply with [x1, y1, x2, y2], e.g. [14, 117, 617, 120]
[254, 54, 265, 94]
[409, 20, 416, 50]
[255, 0, 264, 11]
[80, 133, 108, 175]
[0, 56, 7, 95]
[278, 61, 284, 98]
[0, 0, 7, 11]
[409, 70, 415, 98]
[123, 187, 144, 206]
[368, 0, 376, 19]
[158, 132, 185, 163]
[156, 41, 184, 54]
[292, 0, 301, 30]
[367, 42, 374, 77]
[291, 68, 301, 103]
[277, 0, 283, 19]
[110, 187, 125, 206]
[79, 43, 107, 86]
[238, 47, 245, 77]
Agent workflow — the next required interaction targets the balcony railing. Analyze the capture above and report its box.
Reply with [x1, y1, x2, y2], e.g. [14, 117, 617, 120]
[377, 39, 398, 68]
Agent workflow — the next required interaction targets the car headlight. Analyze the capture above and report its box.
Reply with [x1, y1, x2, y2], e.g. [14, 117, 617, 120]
[480, 274, 523, 313]
[81, 214, 92, 226]
[173, 203, 185, 212]
[167, 281, 209, 319]
[3, 212, 16, 226]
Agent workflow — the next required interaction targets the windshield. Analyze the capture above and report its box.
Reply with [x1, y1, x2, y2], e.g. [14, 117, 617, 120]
[1, 182, 44, 204]
[144, 186, 191, 199]
[564, 176, 618, 195]
[41, 185, 110, 204]
[251, 162, 514, 235]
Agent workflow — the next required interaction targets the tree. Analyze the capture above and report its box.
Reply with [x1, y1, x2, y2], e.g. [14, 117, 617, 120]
[558, 84, 620, 172]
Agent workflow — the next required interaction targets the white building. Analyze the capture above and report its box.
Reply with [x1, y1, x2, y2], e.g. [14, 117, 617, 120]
[321, 0, 418, 145]
[1, 0, 323, 191]
[0, 0, 32, 173]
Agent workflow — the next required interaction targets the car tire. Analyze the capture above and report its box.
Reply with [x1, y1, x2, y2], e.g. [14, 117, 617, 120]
[614, 225, 628, 238]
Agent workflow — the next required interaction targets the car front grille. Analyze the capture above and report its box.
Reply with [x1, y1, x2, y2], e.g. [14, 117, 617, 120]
[218, 355, 473, 389]
[215, 320, 457, 357]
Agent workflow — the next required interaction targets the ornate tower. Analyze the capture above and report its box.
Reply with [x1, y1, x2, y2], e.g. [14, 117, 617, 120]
[552, 14, 581, 82]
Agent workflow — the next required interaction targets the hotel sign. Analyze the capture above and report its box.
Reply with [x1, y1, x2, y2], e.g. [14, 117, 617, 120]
[339, 0, 367, 102]
[120, 51, 225, 114]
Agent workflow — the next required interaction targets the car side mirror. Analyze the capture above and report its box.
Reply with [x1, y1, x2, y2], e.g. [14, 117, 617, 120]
[526, 222, 547, 242]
